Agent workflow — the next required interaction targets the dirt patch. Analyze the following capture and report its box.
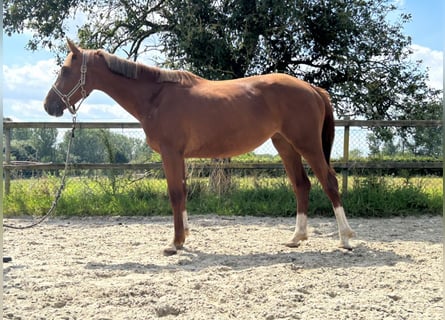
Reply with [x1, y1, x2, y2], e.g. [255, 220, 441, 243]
[3, 215, 443, 319]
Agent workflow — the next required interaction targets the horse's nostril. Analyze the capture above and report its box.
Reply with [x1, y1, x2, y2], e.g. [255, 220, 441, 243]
[44, 102, 64, 117]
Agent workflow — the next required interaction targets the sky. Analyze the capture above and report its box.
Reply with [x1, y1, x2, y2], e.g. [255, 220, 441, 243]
[1, 0, 444, 156]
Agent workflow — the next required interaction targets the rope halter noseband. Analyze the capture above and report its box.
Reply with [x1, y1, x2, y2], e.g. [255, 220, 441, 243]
[51, 52, 89, 115]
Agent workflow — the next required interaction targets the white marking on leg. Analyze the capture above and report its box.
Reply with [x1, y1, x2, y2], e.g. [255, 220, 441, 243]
[182, 210, 190, 236]
[286, 213, 308, 247]
[334, 206, 355, 249]
[295, 213, 307, 237]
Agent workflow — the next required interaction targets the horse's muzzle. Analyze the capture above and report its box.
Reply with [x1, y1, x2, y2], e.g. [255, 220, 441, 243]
[44, 101, 65, 117]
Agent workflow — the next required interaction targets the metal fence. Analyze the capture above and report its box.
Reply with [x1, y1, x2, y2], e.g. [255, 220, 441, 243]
[3, 120, 443, 195]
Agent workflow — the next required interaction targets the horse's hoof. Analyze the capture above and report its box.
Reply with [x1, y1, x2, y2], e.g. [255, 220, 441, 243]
[284, 241, 301, 248]
[338, 242, 353, 251]
[342, 245, 353, 251]
[285, 233, 307, 248]
[163, 244, 178, 256]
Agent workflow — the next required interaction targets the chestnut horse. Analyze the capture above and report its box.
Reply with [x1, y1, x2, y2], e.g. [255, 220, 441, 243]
[44, 40, 355, 255]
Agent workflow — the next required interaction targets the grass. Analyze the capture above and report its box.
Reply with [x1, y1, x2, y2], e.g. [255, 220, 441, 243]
[343, 176, 442, 217]
[3, 173, 442, 218]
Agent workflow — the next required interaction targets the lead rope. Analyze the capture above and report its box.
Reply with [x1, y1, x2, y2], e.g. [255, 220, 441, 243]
[4, 116, 77, 229]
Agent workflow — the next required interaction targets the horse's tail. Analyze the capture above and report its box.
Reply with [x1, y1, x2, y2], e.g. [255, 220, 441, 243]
[314, 87, 335, 166]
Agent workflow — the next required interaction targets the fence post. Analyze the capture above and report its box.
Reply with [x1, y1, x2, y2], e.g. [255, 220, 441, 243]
[341, 116, 350, 195]
[4, 126, 11, 195]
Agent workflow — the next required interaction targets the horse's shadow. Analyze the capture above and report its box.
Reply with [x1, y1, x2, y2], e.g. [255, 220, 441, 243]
[85, 242, 413, 274]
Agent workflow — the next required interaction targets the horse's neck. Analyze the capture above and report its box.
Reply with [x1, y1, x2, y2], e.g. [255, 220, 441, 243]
[93, 70, 157, 121]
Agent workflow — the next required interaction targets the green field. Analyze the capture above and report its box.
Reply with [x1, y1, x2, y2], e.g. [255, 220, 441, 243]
[4, 173, 442, 218]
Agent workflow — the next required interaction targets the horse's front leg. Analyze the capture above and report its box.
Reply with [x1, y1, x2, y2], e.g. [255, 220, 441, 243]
[161, 148, 188, 255]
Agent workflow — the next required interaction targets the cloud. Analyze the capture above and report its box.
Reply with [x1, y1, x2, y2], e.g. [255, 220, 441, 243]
[77, 100, 137, 122]
[3, 99, 48, 121]
[3, 58, 136, 121]
[3, 59, 58, 100]
[4, 97, 136, 122]
[409, 44, 443, 90]
[3, 59, 61, 120]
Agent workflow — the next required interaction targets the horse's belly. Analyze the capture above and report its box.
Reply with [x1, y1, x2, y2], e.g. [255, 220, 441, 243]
[184, 130, 272, 158]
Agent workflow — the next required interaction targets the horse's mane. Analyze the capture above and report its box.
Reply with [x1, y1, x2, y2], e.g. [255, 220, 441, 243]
[157, 68, 202, 85]
[97, 49, 201, 85]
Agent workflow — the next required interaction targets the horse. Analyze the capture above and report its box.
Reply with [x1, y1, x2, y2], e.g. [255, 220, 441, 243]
[44, 39, 355, 255]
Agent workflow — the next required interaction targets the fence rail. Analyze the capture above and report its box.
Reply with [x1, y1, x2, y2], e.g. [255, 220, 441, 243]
[3, 160, 443, 171]
[3, 120, 443, 195]
[4, 119, 442, 129]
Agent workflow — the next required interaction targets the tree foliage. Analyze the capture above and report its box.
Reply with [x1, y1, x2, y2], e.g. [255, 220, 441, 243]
[58, 129, 149, 163]
[368, 98, 443, 158]
[162, 0, 441, 121]
[4, 0, 167, 60]
[7, 127, 57, 162]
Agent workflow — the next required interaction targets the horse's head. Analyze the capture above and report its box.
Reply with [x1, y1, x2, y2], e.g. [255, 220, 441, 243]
[44, 39, 90, 117]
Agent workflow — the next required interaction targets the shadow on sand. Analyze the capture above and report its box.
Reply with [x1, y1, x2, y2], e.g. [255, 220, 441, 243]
[85, 242, 413, 274]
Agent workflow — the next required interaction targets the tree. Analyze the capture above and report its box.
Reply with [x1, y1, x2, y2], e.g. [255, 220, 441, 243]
[5, 0, 439, 120]
[161, 0, 267, 79]
[162, 0, 441, 121]
[398, 98, 442, 158]
[58, 128, 149, 163]
[6, 126, 58, 162]
[59, 129, 106, 163]
[367, 96, 442, 158]
[31, 128, 58, 162]
[4, 0, 167, 62]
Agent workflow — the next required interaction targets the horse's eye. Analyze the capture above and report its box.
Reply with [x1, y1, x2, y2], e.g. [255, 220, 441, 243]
[60, 66, 69, 76]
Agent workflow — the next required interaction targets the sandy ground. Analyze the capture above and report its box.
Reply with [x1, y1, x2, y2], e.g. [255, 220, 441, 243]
[3, 215, 443, 320]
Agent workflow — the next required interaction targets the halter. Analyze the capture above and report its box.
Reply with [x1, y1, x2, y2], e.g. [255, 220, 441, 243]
[51, 52, 88, 115]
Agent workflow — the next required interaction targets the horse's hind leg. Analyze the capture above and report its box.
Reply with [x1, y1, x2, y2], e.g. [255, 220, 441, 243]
[272, 134, 311, 247]
[302, 150, 355, 249]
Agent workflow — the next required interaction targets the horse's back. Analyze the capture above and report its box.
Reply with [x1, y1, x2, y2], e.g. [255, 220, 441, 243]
[192, 73, 319, 104]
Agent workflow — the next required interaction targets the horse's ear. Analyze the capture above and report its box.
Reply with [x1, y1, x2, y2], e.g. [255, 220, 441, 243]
[66, 38, 81, 55]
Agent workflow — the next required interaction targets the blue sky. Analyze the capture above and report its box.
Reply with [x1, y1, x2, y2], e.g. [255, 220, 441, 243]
[400, 0, 443, 51]
[2, 0, 443, 129]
